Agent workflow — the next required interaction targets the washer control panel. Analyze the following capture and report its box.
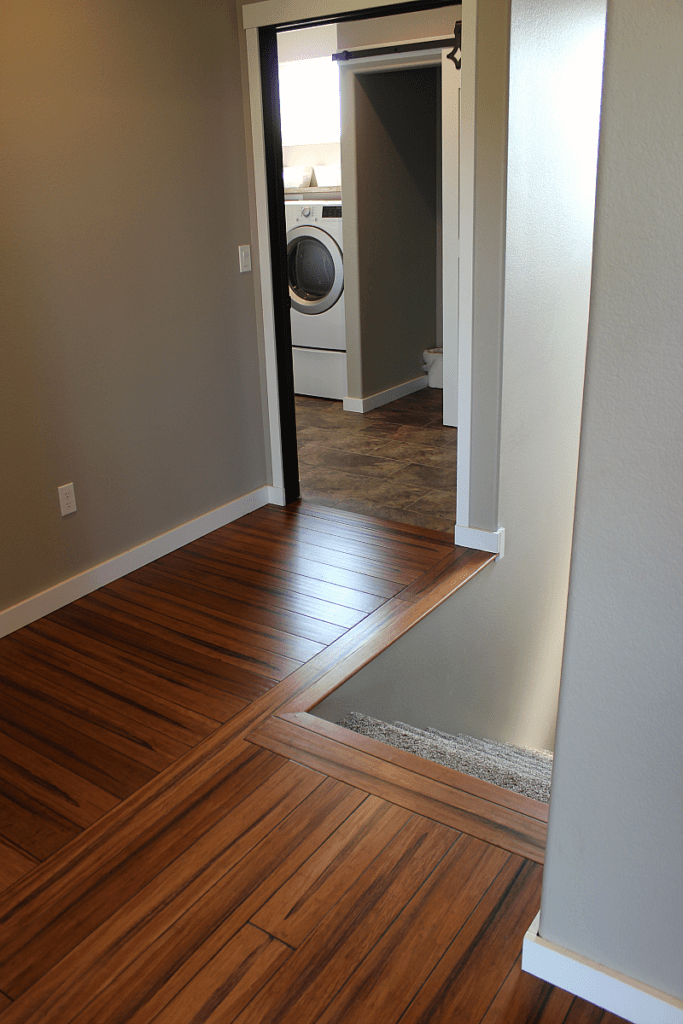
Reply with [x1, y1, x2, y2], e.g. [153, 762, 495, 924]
[287, 201, 341, 226]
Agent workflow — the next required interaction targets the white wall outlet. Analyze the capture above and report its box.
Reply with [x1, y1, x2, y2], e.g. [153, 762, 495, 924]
[58, 482, 77, 516]
[238, 244, 252, 273]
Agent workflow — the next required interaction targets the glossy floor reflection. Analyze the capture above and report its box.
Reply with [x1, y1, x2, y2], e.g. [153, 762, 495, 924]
[295, 388, 457, 533]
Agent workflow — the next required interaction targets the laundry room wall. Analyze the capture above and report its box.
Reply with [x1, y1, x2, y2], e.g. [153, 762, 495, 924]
[278, 25, 341, 181]
[343, 64, 439, 400]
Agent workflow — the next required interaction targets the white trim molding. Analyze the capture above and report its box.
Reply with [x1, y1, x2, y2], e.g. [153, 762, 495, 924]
[523, 914, 683, 1024]
[342, 375, 428, 414]
[0, 487, 272, 639]
[268, 485, 287, 505]
[455, 524, 505, 558]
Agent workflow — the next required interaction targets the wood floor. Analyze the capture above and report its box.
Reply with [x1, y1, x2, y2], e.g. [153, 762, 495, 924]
[0, 503, 627, 1023]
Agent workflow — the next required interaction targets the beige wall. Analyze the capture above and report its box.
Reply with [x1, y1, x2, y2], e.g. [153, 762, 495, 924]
[0, 0, 268, 613]
[540, 0, 683, 1001]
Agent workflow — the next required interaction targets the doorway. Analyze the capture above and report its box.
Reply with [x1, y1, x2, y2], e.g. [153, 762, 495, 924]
[273, 10, 463, 531]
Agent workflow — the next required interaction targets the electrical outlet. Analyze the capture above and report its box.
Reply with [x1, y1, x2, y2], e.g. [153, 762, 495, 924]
[238, 244, 252, 273]
[58, 483, 77, 516]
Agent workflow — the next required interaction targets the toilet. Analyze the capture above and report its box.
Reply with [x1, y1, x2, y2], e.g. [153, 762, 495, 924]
[422, 347, 443, 388]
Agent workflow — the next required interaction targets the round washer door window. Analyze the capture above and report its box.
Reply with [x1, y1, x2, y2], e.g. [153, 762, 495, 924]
[287, 225, 343, 315]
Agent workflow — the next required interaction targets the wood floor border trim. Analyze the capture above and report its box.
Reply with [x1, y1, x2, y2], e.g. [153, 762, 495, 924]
[278, 712, 548, 824]
[282, 546, 495, 713]
[248, 717, 546, 863]
[0, 525, 498, 918]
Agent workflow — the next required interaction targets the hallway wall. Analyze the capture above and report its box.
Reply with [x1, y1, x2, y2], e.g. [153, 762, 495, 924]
[540, 0, 683, 1001]
[1, 0, 268, 613]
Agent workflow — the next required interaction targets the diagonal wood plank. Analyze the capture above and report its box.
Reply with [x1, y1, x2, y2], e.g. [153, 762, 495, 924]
[168, 542, 387, 613]
[108, 574, 347, 648]
[81, 589, 295, 699]
[27, 615, 251, 722]
[316, 835, 511, 1024]
[398, 857, 543, 1024]
[0, 781, 82, 861]
[251, 794, 412, 947]
[231, 814, 458, 1024]
[148, 924, 291, 1024]
[0, 688, 156, 800]
[0, 744, 287, 998]
[189, 532, 405, 598]
[6, 776, 364, 1024]
[15, 628, 221, 740]
[480, 953, 574, 1023]
[0, 731, 118, 829]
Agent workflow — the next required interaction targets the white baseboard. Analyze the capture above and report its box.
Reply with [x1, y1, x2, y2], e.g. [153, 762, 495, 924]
[267, 485, 287, 505]
[455, 524, 505, 558]
[523, 913, 683, 1024]
[342, 375, 428, 413]
[0, 486, 272, 639]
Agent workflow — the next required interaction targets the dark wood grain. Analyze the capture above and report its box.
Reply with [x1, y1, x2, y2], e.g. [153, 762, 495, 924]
[27, 614, 252, 721]
[251, 794, 412, 946]
[0, 744, 290, 1001]
[316, 835, 511, 1024]
[480, 953, 574, 1022]
[109, 571, 348, 648]
[232, 814, 459, 1024]
[249, 716, 546, 862]
[168, 541, 388, 613]
[12, 629, 221, 741]
[286, 713, 548, 823]
[79, 588, 287, 700]
[0, 683, 158, 796]
[191, 525, 416, 589]
[398, 857, 543, 1023]
[0, 504, 605, 1024]
[0, 731, 118, 829]
[249, 504, 448, 568]
[4, 775, 364, 1024]
[148, 924, 291, 1024]
[0, 839, 38, 893]
[0, 780, 82, 861]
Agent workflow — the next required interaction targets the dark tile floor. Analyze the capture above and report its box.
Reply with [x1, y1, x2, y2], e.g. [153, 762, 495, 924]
[295, 388, 457, 533]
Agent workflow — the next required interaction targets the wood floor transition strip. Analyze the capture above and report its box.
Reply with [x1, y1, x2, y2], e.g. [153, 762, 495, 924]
[248, 717, 546, 863]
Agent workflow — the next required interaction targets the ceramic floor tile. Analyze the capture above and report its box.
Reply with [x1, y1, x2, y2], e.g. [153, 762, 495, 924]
[297, 445, 405, 478]
[371, 439, 458, 469]
[294, 392, 457, 532]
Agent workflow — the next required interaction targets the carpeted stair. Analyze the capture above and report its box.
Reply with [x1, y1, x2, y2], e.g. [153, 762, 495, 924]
[338, 712, 553, 803]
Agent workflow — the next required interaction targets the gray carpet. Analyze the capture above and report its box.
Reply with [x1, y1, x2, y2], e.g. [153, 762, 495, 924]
[338, 712, 553, 803]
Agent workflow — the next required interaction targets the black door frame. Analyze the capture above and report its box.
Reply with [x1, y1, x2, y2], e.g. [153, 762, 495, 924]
[257, 0, 457, 505]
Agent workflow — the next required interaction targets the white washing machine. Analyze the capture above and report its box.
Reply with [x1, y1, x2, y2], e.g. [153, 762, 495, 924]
[285, 200, 347, 400]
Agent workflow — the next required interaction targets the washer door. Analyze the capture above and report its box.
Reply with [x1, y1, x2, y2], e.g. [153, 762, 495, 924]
[287, 225, 343, 315]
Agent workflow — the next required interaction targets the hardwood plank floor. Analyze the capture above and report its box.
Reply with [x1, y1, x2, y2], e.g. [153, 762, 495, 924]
[0, 503, 628, 1023]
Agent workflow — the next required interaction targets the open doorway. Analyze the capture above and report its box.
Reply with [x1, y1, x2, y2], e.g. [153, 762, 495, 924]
[275, 11, 462, 532]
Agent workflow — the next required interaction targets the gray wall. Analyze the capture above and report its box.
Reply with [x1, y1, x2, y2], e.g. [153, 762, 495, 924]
[540, 0, 683, 1001]
[0, 0, 268, 613]
[352, 66, 438, 398]
[315, 0, 607, 753]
